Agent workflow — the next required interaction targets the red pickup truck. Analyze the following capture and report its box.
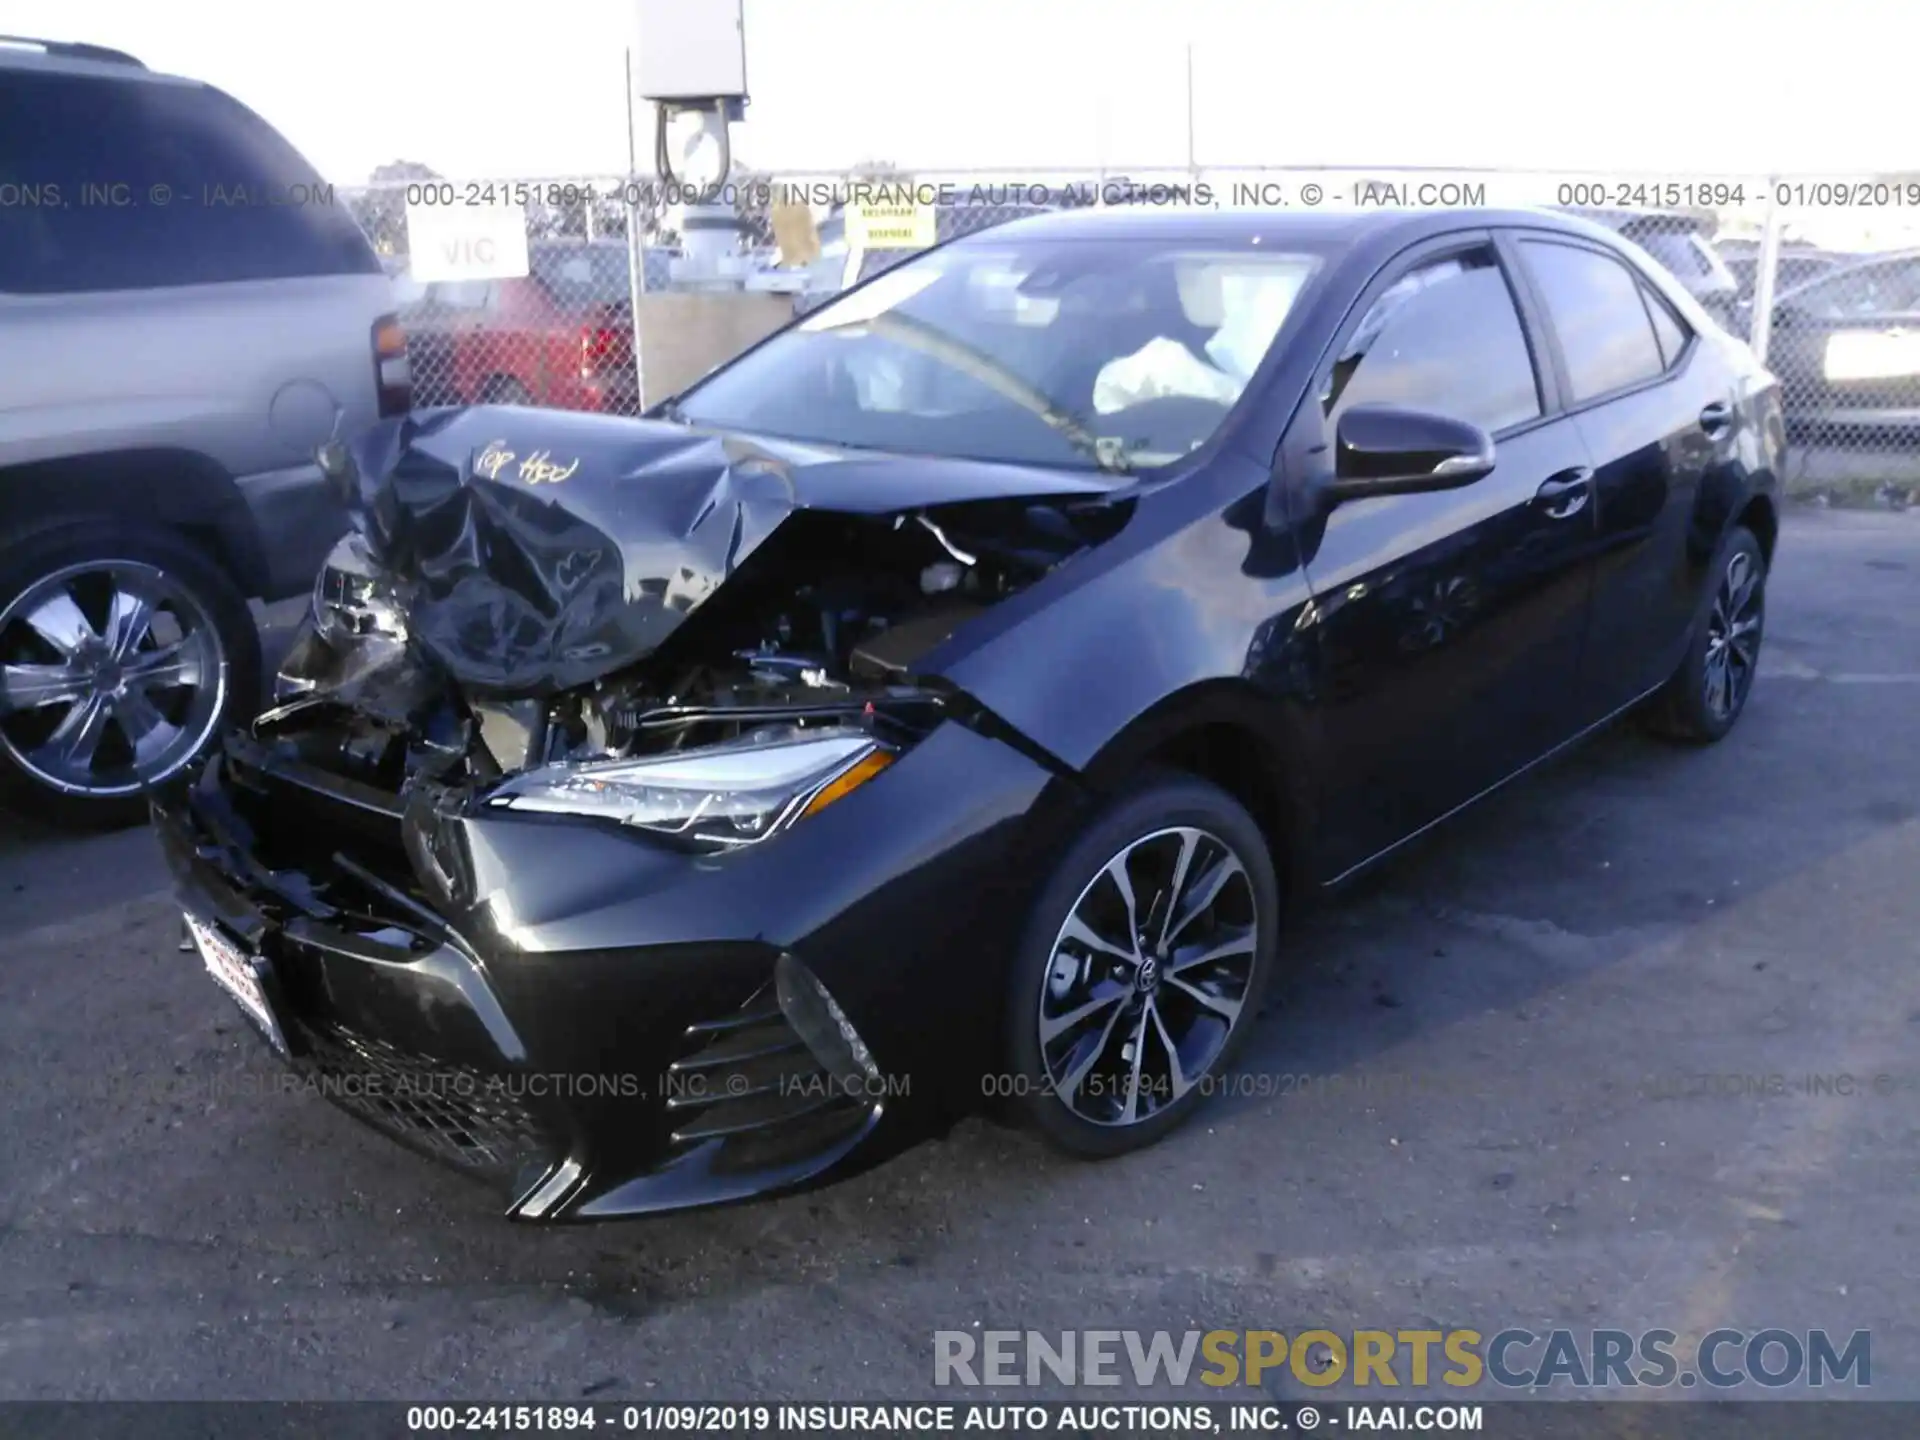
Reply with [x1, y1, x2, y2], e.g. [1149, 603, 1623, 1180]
[397, 240, 639, 414]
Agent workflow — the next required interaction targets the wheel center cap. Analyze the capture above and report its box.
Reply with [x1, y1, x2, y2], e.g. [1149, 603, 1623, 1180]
[1136, 956, 1160, 992]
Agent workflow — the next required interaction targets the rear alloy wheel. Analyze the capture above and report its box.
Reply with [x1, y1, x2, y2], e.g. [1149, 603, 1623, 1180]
[0, 524, 259, 828]
[1005, 774, 1279, 1158]
[1646, 525, 1767, 744]
[1703, 548, 1764, 723]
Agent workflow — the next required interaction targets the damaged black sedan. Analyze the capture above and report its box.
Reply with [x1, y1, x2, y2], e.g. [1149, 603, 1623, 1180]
[156, 208, 1783, 1220]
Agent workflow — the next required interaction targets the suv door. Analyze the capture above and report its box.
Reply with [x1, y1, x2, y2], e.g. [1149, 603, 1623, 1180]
[1511, 233, 1728, 718]
[1280, 233, 1602, 878]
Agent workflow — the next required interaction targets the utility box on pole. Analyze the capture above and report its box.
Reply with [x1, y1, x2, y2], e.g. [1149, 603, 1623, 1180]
[632, 0, 746, 103]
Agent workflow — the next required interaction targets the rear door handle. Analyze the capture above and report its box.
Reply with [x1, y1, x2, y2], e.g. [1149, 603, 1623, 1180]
[1699, 401, 1734, 434]
[1535, 467, 1592, 520]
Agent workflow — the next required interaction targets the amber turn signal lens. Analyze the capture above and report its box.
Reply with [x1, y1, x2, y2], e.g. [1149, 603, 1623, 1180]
[800, 749, 894, 819]
[374, 319, 408, 357]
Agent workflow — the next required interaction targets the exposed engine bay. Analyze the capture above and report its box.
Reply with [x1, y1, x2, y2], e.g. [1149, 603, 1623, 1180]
[256, 405, 1130, 852]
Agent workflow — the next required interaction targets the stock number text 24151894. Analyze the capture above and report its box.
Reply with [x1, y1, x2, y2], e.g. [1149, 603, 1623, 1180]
[405, 1404, 779, 1432]
[1556, 181, 1749, 209]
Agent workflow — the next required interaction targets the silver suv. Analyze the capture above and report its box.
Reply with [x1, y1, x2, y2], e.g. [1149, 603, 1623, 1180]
[0, 36, 407, 825]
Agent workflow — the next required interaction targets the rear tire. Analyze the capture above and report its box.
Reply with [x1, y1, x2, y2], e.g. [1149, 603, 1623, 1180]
[0, 520, 260, 830]
[1645, 525, 1767, 744]
[1002, 772, 1280, 1159]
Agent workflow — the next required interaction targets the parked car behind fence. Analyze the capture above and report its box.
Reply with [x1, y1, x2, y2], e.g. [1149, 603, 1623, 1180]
[396, 240, 639, 414]
[1763, 249, 1920, 439]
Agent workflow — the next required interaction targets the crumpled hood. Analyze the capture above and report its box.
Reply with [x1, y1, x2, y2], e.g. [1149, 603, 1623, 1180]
[339, 405, 1119, 695]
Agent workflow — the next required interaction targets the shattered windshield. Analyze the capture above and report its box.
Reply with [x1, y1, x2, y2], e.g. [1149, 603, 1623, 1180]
[672, 238, 1324, 471]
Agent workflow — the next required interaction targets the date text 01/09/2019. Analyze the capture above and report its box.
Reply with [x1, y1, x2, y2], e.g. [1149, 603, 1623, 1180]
[403, 1401, 1364, 1432]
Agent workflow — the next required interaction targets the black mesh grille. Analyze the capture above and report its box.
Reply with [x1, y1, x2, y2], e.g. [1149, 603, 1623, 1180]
[295, 1020, 562, 1184]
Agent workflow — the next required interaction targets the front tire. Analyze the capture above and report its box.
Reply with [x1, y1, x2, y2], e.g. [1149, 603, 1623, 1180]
[1003, 773, 1280, 1159]
[0, 521, 260, 829]
[1646, 525, 1767, 744]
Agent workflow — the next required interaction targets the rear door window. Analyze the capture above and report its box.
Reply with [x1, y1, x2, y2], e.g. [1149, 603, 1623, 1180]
[1521, 240, 1668, 402]
[0, 71, 377, 293]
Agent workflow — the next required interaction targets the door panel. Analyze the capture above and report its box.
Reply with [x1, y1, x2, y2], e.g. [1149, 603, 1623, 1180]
[1566, 362, 1725, 712]
[1512, 236, 1728, 718]
[1284, 238, 1601, 878]
[1299, 427, 1600, 874]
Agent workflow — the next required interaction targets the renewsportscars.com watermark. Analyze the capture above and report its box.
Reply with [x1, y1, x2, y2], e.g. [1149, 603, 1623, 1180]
[933, 1328, 1871, 1390]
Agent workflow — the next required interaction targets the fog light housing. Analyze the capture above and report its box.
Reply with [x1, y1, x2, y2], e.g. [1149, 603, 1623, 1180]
[774, 952, 881, 1093]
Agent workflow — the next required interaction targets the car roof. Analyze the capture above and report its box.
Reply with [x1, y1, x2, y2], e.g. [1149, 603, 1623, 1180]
[955, 205, 1618, 251]
[1577, 207, 1709, 233]
[0, 36, 218, 96]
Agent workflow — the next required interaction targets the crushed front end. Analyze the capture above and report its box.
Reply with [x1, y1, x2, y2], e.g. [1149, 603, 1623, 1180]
[155, 406, 1115, 1218]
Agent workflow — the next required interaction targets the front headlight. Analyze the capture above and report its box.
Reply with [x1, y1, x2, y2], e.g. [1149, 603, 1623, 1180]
[484, 730, 895, 850]
[312, 531, 408, 645]
[274, 532, 414, 705]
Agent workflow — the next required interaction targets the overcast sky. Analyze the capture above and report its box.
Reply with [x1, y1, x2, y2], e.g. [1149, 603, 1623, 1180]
[3, 0, 1907, 184]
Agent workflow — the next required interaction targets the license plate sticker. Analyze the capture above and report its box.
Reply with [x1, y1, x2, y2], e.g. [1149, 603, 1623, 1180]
[184, 911, 289, 1057]
[1824, 330, 1920, 381]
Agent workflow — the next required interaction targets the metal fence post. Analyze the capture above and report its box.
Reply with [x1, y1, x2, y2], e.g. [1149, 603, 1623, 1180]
[1749, 182, 1785, 365]
[624, 179, 649, 413]
[623, 48, 650, 413]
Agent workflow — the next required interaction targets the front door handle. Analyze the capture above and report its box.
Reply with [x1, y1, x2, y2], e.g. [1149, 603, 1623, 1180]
[1535, 467, 1592, 520]
[1699, 400, 1734, 434]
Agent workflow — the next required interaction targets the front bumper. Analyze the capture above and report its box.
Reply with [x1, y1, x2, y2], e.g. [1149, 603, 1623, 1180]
[154, 717, 1056, 1220]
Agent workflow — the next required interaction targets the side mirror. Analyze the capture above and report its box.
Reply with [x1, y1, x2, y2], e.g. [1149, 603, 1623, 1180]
[315, 440, 360, 506]
[1322, 404, 1496, 505]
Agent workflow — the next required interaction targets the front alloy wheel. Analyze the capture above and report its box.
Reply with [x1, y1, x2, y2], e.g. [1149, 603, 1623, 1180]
[0, 560, 228, 799]
[1040, 826, 1257, 1127]
[1006, 774, 1279, 1157]
[0, 521, 259, 828]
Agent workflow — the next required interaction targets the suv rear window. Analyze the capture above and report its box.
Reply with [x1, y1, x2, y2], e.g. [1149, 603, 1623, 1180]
[0, 72, 378, 293]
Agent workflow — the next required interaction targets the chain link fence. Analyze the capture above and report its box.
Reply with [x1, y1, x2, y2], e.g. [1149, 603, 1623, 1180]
[343, 168, 1920, 505]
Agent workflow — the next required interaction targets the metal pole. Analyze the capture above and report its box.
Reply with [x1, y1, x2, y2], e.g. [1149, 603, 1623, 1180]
[624, 47, 649, 412]
[1749, 182, 1785, 365]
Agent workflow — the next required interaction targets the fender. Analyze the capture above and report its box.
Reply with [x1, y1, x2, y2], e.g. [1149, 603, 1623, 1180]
[0, 446, 270, 595]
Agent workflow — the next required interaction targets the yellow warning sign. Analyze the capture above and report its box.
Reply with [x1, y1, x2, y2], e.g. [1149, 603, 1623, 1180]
[847, 202, 935, 249]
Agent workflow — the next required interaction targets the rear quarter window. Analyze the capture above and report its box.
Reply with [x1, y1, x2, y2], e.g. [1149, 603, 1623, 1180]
[0, 71, 378, 294]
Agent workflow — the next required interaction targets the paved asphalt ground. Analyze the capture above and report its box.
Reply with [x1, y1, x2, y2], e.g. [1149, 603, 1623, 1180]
[1, 508, 1916, 1404]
